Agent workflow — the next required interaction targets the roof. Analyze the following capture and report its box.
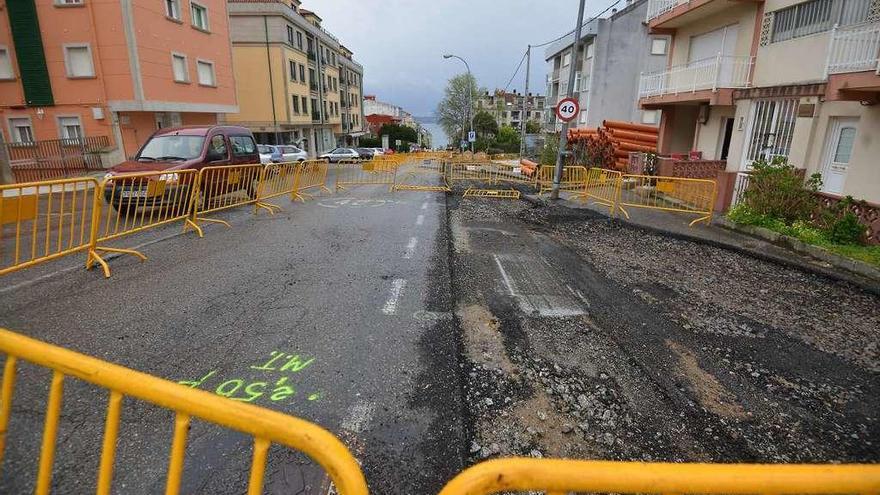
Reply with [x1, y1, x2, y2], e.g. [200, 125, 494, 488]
[299, 8, 322, 21]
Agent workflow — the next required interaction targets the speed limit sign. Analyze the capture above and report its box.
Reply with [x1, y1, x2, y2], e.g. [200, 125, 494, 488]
[555, 97, 579, 122]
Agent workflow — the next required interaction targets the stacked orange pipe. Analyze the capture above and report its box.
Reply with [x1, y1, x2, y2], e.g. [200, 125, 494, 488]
[566, 119, 659, 171]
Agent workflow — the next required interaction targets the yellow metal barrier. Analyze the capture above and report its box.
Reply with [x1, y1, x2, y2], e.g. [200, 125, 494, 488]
[191, 164, 268, 230]
[463, 188, 521, 199]
[293, 159, 331, 201]
[335, 159, 397, 191]
[438, 458, 880, 495]
[619, 173, 717, 226]
[574, 168, 623, 216]
[447, 162, 494, 183]
[492, 163, 535, 187]
[87, 170, 201, 278]
[535, 165, 588, 194]
[256, 161, 299, 206]
[393, 159, 450, 192]
[0, 327, 369, 495]
[0, 177, 100, 276]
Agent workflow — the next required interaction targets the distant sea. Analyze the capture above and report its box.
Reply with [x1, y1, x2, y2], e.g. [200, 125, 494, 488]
[414, 116, 448, 149]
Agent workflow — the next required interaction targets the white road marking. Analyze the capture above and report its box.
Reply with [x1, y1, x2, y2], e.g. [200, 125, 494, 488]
[415, 214, 424, 226]
[404, 237, 418, 259]
[421, 202, 428, 210]
[340, 400, 376, 434]
[381, 278, 407, 315]
[493, 254, 517, 296]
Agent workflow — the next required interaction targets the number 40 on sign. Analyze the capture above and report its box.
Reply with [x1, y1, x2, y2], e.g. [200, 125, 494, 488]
[555, 97, 579, 123]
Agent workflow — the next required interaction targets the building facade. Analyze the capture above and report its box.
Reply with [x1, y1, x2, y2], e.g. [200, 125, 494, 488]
[544, 0, 670, 131]
[639, 0, 880, 202]
[226, 0, 365, 156]
[476, 90, 545, 130]
[0, 0, 237, 162]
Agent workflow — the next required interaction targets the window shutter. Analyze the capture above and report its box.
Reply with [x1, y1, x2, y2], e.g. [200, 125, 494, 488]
[7, 0, 54, 106]
[68, 47, 93, 77]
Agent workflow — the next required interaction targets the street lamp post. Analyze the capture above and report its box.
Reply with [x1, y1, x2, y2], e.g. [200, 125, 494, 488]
[443, 54, 474, 153]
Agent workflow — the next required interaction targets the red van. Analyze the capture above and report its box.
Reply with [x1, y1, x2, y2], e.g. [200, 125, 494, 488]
[104, 125, 260, 211]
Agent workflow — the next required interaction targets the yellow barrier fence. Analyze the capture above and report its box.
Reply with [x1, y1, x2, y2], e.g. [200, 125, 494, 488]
[437, 458, 880, 495]
[492, 163, 535, 187]
[1, 177, 100, 276]
[447, 162, 494, 183]
[574, 168, 623, 216]
[535, 165, 588, 194]
[619, 173, 717, 226]
[462, 188, 521, 199]
[293, 159, 331, 201]
[335, 159, 397, 191]
[191, 164, 268, 230]
[87, 170, 201, 277]
[393, 159, 450, 192]
[0, 327, 369, 495]
[256, 161, 299, 208]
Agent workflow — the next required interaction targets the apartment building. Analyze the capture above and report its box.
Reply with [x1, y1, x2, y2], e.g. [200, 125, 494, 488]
[225, 0, 366, 156]
[0, 0, 237, 161]
[639, 0, 880, 202]
[476, 90, 545, 130]
[544, 0, 670, 131]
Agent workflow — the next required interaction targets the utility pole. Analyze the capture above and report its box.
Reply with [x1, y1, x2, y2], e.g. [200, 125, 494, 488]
[520, 45, 531, 158]
[550, 0, 586, 200]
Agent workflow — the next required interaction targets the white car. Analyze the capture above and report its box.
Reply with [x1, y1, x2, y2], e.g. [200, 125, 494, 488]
[276, 145, 308, 162]
[319, 147, 360, 162]
[370, 148, 385, 156]
[257, 145, 279, 164]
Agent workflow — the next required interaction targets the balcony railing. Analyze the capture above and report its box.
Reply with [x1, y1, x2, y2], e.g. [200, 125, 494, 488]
[646, 0, 688, 22]
[825, 22, 880, 75]
[312, 112, 322, 122]
[639, 55, 753, 98]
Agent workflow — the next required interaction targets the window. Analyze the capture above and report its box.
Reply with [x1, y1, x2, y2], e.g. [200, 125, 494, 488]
[9, 118, 33, 143]
[574, 72, 581, 92]
[302, 96, 308, 113]
[230, 135, 256, 156]
[55, 0, 84, 4]
[292, 95, 300, 113]
[562, 52, 571, 67]
[299, 64, 305, 83]
[64, 45, 94, 78]
[0, 47, 13, 79]
[771, 0, 869, 42]
[197, 60, 215, 86]
[297, 31, 303, 50]
[165, 0, 180, 19]
[191, 3, 209, 31]
[585, 43, 594, 59]
[289, 60, 297, 81]
[641, 110, 660, 125]
[171, 53, 188, 82]
[287, 25, 295, 45]
[651, 38, 668, 55]
[579, 110, 588, 124]
[58, 116, 83, 139]
[208, 135, 227, 159]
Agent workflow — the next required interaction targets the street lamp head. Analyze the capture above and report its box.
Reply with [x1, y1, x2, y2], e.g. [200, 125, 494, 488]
[442, 54, 453, 59]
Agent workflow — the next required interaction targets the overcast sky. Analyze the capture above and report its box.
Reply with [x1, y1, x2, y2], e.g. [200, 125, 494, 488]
[310, 0, 593, 116]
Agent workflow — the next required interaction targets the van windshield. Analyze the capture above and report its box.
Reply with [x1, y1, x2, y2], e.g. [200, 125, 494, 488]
[138, 135, 205, 161]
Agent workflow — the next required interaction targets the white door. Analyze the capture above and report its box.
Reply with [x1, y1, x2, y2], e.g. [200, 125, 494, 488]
[821, 117, 859, 195]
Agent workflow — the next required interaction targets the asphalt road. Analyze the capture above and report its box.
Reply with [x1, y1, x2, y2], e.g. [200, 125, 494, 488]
[0, 171, 465, 494]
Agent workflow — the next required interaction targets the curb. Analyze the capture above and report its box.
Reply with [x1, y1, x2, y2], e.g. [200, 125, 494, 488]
[532, 198, 880, 296]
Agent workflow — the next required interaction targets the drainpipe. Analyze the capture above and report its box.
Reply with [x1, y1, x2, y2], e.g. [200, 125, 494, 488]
[264, 16, 278, 143]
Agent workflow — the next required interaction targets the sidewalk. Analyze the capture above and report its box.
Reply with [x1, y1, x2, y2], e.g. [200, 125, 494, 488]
[524, 191, 880, 295]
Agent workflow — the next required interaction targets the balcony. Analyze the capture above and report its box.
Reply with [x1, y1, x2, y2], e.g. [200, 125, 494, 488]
[309, 82, 319, 92]
[639, 55, 753, 104]
[825, 22, 880, 100]
[307, 50, 316, 62]
[645, 0, 760, 29]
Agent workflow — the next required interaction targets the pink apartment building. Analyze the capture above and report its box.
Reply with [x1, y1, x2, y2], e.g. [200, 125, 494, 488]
[0, 0, 237, 162]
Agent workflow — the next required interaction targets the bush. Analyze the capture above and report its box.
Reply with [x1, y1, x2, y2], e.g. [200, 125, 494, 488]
[827, 212, 865, 245]
[540, 134, 559, 166]
[741, 158, 821, 224]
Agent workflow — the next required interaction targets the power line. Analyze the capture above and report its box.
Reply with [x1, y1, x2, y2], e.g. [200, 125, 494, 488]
[502, 49, 528, 92]
[530, 0, 623, 48]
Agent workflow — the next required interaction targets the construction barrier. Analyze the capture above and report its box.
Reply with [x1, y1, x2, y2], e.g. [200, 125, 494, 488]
[294, 159, 331, 201]
[88, 170, 201, 277]
[1, 177, 100, 276]
[335, 159, 397, 191]
[492, 163, 535, 186]
[447, 162, 494, 183]
[535, 165, 588, 194]
[463, 188, 521, 199]
[191, 164, 267, 230]
[256, 161, 300, 206]
[618, 173, 717, 226]
[437, 458, 880, 495]
[0, 327, 369, 495]
[574, 168, 623, 216]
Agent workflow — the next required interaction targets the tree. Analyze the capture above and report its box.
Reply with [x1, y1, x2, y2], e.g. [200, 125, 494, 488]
[436, 73, 479, 147]
[378, 123, 418, 150]
[493, 125, 521, 153]
[473, 110, 498, 138]
[525, 120, 540, 134]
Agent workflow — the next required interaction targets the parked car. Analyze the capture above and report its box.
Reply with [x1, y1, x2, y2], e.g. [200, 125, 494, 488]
[319, 147, 360, 162]
[355, 148, 375, 159]
[276, 145, 308, 162]
[370, 148, 385, 156]
[258, 144, 281, 164]
[104, 125, 260, 211]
